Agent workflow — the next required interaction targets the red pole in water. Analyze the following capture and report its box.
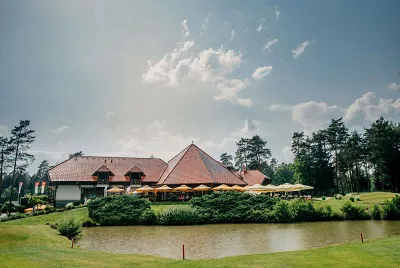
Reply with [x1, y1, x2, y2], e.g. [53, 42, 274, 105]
[360, 232, 364, 243]
[182, 244, 185, 260]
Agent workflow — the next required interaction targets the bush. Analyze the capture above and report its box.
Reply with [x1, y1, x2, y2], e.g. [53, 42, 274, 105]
[355, 195, 361, 201]
[1, 202, 16, 213]
[72, 201, 81, 206]
[81, 218, 96, 227]
[9, 213, 27, 220]
[158, 206, 203, 225]
[140, 209, 158, 225]
[88, 195, 150, 225]
[65, 203, 75, 210]
[58, 217, 82, 238]
[290, 200, 316, 222]
[349, 196, 355, 202]
[371, 204, 382, 220]
[381, 195, 400, 220]
[18, 205, 26, 213]
[84, 199, 92, 205]
[321, 196, 326, 201]
[340, 201, 369, 220]
[270, 201, 292, 223]
[336, 194, 343, 200]
[44, 205, 54, 213]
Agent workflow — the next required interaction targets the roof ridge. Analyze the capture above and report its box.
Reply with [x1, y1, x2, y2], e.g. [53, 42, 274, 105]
[77, 155, 164, 160]
[192, 145, 214, 183]
[158, 144, 192, 184]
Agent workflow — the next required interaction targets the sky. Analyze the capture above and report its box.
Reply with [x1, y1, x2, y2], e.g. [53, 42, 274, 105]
[0, 0, 399, 174]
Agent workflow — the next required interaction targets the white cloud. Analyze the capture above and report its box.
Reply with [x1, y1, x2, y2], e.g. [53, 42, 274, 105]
[0, 125, 9, 137]
[281, 145, 294, 163]
[388, 82, 400, 91]
[52, 126, 70, 134]
[30, 150, 69, 165]
[181, 19, 190, 38]
[252, 66, 272, 80]
[215, 79, 251, 106]
[231, 118, 262, 138]
[200, 13, 211, 35]
[106, 111, 116, 119]
[292, 40, 315, 59]
[257, 17, 266, 33]
[263, 38, 278, 51]
[274, 7, 280, 21]
[229, 30, 235, 42]
[147, 119, 167, 133]
[143, 21, 251, 106]
[270, 92, 400, 132]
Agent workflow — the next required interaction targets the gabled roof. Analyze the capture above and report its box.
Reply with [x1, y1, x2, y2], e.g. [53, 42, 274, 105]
[126, 166, 145, 175]
[93, 165, 114, 175]
[158, 144, 246, 185]
[49, 157, 167, 182]
[238, 170, 269, 186]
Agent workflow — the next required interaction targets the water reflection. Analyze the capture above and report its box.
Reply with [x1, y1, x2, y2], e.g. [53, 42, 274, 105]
[76, 221, 400, 259]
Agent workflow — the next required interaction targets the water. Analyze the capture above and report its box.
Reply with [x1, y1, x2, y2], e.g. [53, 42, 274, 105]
[76, 221, 400, 259]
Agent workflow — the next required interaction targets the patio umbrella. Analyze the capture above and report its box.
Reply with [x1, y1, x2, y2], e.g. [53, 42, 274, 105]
[192, 184, 211, 192]
[136, 185, 155, 193]
[276, 183, 296, 192]
[244, 184, 269, 192]
[155, 185, 173, 192]
[231, 185, 245, 192]
[107, 186, 124, 193]
[173, 185, 192, 192]
[292, 184, 314, 191]
[212, 184, 233, 191]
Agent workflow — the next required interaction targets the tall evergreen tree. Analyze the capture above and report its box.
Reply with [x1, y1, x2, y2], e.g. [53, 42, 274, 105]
[220, 153, 233, 167]
[247, 135, 271, 171]
[69, 151, 84, 159]
[0, 137, 11, 197]
[8, 120, 35, 203]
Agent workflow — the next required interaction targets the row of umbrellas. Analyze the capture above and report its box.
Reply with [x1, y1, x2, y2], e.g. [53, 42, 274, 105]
[106, 183, 313, 194]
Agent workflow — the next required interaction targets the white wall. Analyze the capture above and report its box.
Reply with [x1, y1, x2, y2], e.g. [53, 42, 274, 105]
[56, 185, 81, 201]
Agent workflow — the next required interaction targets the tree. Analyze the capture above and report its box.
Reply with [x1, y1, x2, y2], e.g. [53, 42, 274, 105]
[291, 132, 306, 158]
[235, 138, 250, 168]
[274, 163, 295, 185]
[220, 153, 233, 167]
[0, 137, 11, 197]
[247, 135, 271, 171]
[8, 120, 35, 204]
[69, 151, 84, 159]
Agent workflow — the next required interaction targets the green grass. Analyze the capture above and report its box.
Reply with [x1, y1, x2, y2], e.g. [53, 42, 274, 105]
[313, 192, 397, 212]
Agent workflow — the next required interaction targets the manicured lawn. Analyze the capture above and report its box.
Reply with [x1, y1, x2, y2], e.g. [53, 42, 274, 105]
[313, 192, 397, 212]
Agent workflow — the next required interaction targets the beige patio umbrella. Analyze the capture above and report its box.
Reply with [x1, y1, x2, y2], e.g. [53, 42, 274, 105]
[173, 185, 192, 192]
[244, 184, 269, 192]
[276, 183, 296, 192]
[212, 184, 233, 191]
[192, 184, 211, 192]
[155, 185, 173, 192]
[135, 185, 155, 193]
[106, 186, 124, 193]
[292, 184, 314, 191]
[231, 185, 245, 192]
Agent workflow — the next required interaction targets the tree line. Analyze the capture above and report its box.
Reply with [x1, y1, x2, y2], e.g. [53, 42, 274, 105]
[221, 117, 400, 195]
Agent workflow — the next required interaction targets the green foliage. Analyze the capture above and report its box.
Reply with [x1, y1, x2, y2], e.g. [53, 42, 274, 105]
[340, 201, 369, 220]
[322, 196, 326, 200]
[371, 204, 382, 220]
[58, 217, 82, 238]
[349, 196, 355, 202]
[72, 201, 80, 206]
[81, 218, 96, 227]
[44, 205, 54, 213]
[270, 201, 292, 223]
[355, 195, 360, 201]
[158, 206, 203, 225]
[335, 194, 343, 200]
[88, 195, 150, 225]
[140, 209, 158, 225]
[381, 195, 400, 220]
[18, 205, 26, 213]
[65, 203, 74, 210]
[1, 201, 16, 213]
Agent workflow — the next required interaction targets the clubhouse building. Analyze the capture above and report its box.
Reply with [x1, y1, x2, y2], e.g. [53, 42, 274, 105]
[48, 144, 270, 206]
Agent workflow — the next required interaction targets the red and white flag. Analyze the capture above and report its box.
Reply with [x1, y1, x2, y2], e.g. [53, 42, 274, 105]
[35, 182, 39, 194]
[18, 181, 23, 194]
[41, 181, 46, 194]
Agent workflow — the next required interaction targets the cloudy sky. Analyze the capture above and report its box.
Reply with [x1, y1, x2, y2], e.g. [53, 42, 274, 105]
[1, 0, 399, 173]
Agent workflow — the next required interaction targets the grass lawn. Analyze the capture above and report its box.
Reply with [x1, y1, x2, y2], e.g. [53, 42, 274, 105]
[313, 192, 398, 212]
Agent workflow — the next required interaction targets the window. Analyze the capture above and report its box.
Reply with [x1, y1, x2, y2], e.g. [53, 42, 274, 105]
[98, 172, 109, 184]
[130, 173, 141, 185]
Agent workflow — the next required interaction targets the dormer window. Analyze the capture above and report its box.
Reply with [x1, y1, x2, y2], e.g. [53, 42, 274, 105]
[93, 165, 113, 185]
[126, 166, 145, 186]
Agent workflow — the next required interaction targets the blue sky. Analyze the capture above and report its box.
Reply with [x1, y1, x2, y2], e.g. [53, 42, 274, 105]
[0, 0, 399, 173]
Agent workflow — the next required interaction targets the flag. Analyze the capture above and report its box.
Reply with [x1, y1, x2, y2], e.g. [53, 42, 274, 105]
[35, 182, 39, 194]
[18, 181, 23, 194]
[41, 181, 46, 194]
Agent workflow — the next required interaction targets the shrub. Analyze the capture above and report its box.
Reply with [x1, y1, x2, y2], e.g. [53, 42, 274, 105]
[1, 202, 16, 213]
[18, 205, 26, 213]
[371, 204, 382, 220]
[65, 203, 75, 210]
[158, 206, 203, 225]
[140, 209, 158, 225]
[81, 218, 96, 227]
[72, 201, 81, 206]
[84, 199, 92, 205]
[314, 205, 334, 221]
[321, 196, 326, 201]
[88, 195, 150, 225]
[336, 194, 343, 200]
[355, 195, 361, 201]
[349, 196, 355, 202]
[381, 195, 400, 220]
[58, 217, 82, 238]
[9, 213, 27, 220]
[33, 211, 45, 216]
[270, 201, 292, 223]
[44, 205, 54, 214]
[56, 208, 65, 212]
[290, 200, 316, 222]
[340, 201, 369, 220]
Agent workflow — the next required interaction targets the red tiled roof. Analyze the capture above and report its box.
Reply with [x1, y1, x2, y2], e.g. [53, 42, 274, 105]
[239, 170, 268, 185]
[49, 157, 167, 182]
[126, 166, 145, 174]
[93, 165, 113, 175]
[158, 144, 246, 185]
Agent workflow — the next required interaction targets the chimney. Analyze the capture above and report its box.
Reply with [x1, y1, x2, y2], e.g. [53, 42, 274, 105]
[242, 164, 247, 174]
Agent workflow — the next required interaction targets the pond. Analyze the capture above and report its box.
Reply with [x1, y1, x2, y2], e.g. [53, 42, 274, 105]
[76, 221, 400, 259]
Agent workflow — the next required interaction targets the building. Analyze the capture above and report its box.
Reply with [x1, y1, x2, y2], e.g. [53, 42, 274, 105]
[48, 143, 269, 206]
